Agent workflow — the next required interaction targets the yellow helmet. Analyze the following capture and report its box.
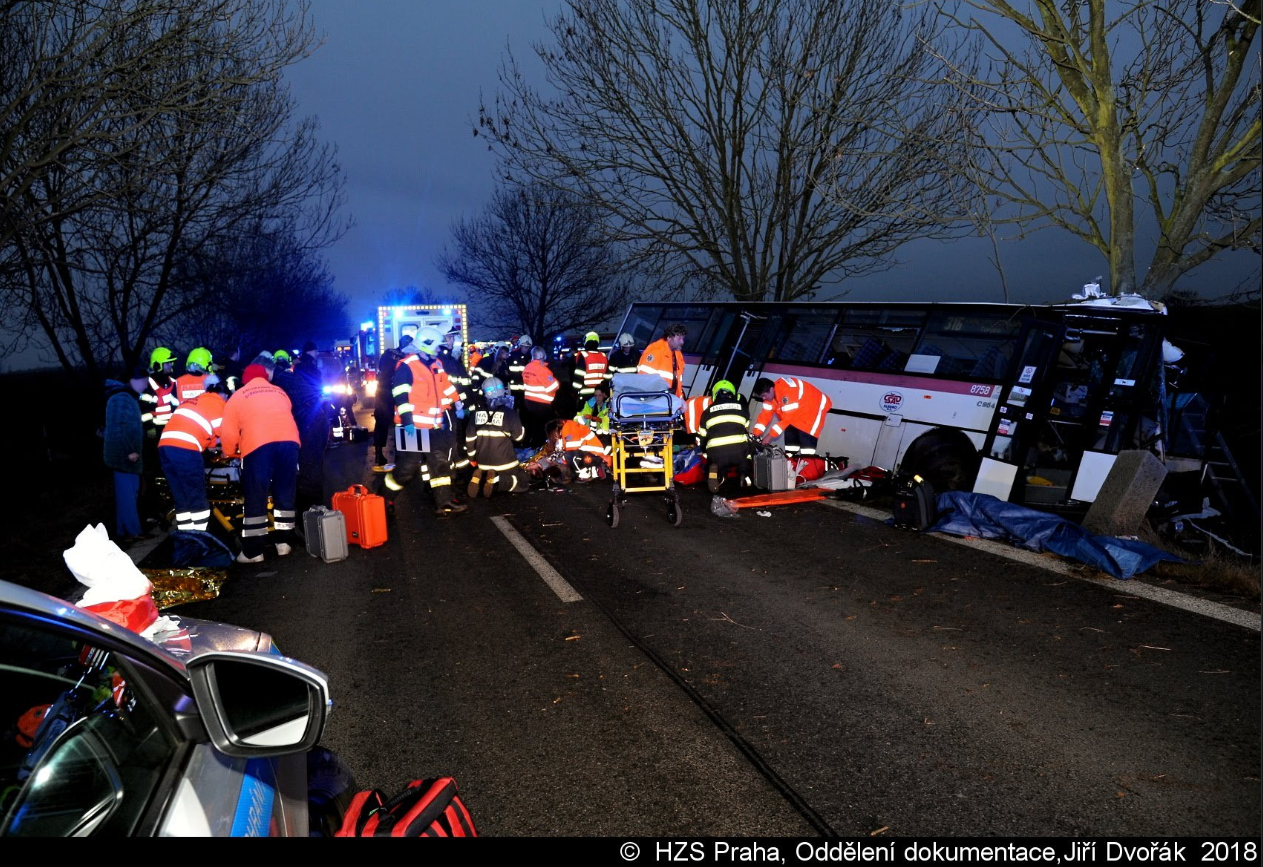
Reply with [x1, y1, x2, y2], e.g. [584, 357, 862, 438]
[149, 346, 175, 372]
[186, 347, 212, 372]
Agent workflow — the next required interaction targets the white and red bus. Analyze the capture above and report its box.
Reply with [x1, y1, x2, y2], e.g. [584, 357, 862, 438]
[615, 296, 1217, 514]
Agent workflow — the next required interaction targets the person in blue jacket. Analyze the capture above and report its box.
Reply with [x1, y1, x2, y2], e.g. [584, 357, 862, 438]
[103, 367, 149, 542]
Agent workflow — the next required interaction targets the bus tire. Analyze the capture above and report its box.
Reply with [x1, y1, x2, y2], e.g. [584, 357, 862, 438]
[899, 429, 980, 492]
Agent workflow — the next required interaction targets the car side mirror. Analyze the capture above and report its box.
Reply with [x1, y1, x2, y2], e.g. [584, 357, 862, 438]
[187, 652, 331, 758]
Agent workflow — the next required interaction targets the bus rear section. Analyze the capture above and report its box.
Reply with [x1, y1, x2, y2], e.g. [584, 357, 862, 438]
[616, 299, 1223, 518]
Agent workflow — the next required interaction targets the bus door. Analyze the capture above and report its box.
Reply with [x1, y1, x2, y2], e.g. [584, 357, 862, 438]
[713, 311, 779, 400]
[975, 319, 1066, 504]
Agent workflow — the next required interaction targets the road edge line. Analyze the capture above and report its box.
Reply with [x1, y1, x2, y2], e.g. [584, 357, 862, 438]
[818, 499, 1260, 633]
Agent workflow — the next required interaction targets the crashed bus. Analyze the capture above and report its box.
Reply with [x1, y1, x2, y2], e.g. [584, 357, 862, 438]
[615, 294, 1254, 531]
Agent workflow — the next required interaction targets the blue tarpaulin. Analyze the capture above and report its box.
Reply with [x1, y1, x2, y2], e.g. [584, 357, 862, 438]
[926, 492, 1185, 580]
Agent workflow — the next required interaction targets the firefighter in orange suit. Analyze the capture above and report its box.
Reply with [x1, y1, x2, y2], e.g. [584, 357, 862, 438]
[219, 360, 301, 563]
[521, 345, 559, 448]
[158, 383, 225, 532]
[637, 323, 687, 398]
[751, 376, 833, 457]
[555, 417, 609, 480]
[383, 327, 466, 517]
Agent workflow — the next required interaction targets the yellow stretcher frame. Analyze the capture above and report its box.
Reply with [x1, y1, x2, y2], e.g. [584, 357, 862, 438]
[606, 413, 683, 528]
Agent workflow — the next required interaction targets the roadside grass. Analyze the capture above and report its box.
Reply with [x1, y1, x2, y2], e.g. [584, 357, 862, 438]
[1137, 524, 1260, 603]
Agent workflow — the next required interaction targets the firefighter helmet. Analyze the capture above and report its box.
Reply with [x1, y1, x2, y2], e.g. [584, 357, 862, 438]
[149, 346, 175, 372]
[617, 333, 635, 348]
[517, 335, 533, 348]
[584, 331, 600, 346]
[481, 376, 506, 400]
[414, 327, 444, 356]
[186, 347, 213, 373]
[712, 379, 736, 400]
[273, 349, 292, 365]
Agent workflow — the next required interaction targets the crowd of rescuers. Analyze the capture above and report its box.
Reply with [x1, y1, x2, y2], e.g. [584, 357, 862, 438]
[103, 340, 349, 563]
[367, 322, 831, 519]
[103, 323, 831, 560]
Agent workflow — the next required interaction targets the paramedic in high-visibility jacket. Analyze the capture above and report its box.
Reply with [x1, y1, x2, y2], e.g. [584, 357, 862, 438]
[158, 381, 225, 532]
[384, 327, 466, 517]
[637, 323, 687, 397]
[751, 376, 832, 457]
[219, 361, 301, 563]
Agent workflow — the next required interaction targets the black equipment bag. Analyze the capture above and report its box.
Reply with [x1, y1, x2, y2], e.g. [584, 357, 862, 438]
[892, 473, 937, 531]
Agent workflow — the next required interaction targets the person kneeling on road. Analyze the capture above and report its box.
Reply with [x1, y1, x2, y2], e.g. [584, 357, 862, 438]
[696, 379, 751, 495]
[464, 377, 529, 498]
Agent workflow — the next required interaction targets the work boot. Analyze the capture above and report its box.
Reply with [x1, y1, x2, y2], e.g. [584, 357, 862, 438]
[467, 470, 483, 500]
[434, 502, 467, 517]
[275, 542, 292, 557]
[235, 551, 264, 564]
[481, 471, 496, 498]
[707, 466, 721, 494]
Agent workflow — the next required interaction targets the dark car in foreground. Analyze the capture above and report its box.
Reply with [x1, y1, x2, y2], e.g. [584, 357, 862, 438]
[0, 580, 353, 836]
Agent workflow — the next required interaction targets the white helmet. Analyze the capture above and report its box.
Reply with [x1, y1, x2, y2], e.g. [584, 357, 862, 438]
[414, 327, 444, 356]
[518, 335, 533, 348]
[481, 376, 506, 400]
[618, 332, 635, 348]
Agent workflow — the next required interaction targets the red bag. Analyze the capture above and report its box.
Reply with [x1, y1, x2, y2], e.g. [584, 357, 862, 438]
[789, 456, 827, 483]
[331, 485, 388, 549]
[336, 778, 477, 837]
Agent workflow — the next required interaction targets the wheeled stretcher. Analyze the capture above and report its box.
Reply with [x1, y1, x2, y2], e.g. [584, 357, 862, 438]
[605, 374, 685, 528]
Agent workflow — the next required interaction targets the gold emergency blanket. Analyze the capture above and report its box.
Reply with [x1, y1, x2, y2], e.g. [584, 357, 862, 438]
[141, 568, 226, 609]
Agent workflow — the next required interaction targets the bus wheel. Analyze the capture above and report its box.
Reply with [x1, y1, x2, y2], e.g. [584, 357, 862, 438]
[899, 429, 980, 491]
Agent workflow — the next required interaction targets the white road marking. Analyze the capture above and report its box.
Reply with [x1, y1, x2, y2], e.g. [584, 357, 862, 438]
[491, 515, 583, 603]
[818, 499, 1260, 633]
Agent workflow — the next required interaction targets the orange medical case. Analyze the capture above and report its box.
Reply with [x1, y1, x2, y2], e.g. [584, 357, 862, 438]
[331, 484, 388, 549]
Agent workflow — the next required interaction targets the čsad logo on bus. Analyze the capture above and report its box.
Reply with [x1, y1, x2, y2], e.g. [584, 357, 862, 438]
[881, 392, 904, 413]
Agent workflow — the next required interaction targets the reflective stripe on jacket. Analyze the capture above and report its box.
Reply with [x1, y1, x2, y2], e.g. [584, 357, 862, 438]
[752, 378, 832, 439]
[393, 354, 456, 429]
[637, 339, 684, 397]
[684, 394, 711, 434]
[558, 419, 607, 455]
[698, 399, 750, 450]
[573, 350, 609, 395]
[141, 376, 179, 426]
[159, 392, 226, 452]
[464, 406, 526, 471]
[175, 373, 208, 402]
[523, 360, 559, 405]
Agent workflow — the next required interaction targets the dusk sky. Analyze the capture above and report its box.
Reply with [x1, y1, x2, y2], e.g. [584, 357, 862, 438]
[284, 0, 1258, 325]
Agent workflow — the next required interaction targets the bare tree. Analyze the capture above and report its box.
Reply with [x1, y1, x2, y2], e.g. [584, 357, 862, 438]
[477, 0, 980, 303]
[436, 185, 630, 340]
[0, 0, 313, 250]
[180, 225, 350, 355]
[935, 0, 1260, 296]
[2, 0, 347, 382]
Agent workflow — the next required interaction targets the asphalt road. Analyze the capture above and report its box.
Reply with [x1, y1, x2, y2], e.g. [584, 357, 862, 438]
[167, 438, 1260, 838]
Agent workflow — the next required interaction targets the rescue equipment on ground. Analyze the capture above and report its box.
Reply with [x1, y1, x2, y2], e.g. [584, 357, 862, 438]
[304, 506, 349, 562]
[331, 485, 388, 549]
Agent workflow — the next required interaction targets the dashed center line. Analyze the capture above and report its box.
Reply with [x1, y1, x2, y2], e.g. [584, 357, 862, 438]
[491, 515, 583, 603]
